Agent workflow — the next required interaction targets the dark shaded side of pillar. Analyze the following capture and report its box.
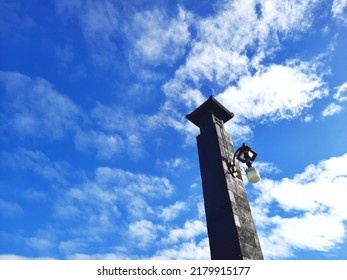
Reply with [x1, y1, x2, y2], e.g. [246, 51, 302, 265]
[186, 96, 263, 260]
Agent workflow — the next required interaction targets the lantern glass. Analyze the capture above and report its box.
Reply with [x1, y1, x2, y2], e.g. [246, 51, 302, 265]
[246, 166, 261, 184]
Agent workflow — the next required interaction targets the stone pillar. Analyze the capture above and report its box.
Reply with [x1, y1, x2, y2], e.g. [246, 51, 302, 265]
[186, 96, 263, 260]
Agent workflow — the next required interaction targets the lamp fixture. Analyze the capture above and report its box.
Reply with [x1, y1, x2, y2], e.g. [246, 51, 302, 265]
[232, 143, 261, 184]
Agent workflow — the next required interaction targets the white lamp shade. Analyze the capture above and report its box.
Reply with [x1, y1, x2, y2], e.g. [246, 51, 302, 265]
[246, 166, 261, 183]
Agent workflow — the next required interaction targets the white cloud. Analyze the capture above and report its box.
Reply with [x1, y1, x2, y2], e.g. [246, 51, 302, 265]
[197, 202, 206, 219]
[94, 167, 173, 198]
[128, 220, 157, 249]
[165, 220, 207, 244]
[0, 71, 81, 139]
[304, 114, 314, 122]
[252, 153, 347, 259]
[260, 0, 319, 31]
[159, 201, 187, 222]
[125, 6, 191, 67]
[332, 0, 347, 24]
[2, 149, 70, 184]
[74, 130, 125, 159]
[56, 0, 119, 67]
[157, 157, 191, 174]
[59, 240, 86, 255]
[258, 213, 346, 259]
[173, 0, 320, 87]
[126, 196, 154, 219]
[127, 134, 144, 159]
[0, 255, 29, 260]
[153, 238, 210, 260]
[273, 214, 345, 251]
[22, 189, 47, 201]
[90, 103, 153, 158]
[334, 82, 347, 102]
[219, 61, 327, 123]
[181, 44, 250, 86]
[254, 162, 281, 175]
[26, 237, 54, 251]
[0, 254, 53, 260]
[91, 103, 133, 132]
[322, 102, 343, 117]
[67, 252, 130, 260]
[55, 182, 118, 223]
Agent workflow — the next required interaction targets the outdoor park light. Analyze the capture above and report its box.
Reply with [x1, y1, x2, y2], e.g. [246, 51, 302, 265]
[232, 143, 261, 184]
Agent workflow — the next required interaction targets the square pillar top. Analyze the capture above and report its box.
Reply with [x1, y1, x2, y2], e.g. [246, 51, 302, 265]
[186, 95, 234, 128]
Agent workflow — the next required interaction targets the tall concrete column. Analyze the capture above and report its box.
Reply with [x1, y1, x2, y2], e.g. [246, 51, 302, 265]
[186, 96, 263, 260]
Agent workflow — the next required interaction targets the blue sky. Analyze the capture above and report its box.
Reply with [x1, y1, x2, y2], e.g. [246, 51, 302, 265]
[0, 0, 347, 260]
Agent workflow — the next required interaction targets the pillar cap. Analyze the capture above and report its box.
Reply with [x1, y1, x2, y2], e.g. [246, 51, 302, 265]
[186, 95, 234, 128]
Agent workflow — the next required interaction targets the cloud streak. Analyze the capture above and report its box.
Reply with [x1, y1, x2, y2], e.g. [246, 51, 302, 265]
[125, 6, 191, 68]
[0, 72, 81, 139]
[322, 102, 344, 117]
[56, 0, 119, 67]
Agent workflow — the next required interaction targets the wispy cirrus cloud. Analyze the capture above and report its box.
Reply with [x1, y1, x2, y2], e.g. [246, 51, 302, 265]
[254, 162, 282, 175]
[74, 129, 125, 160]
[334, 81, 347, 102]
[2, 149, 70, 185]
[26, 237, 54, 252]
[319, 81, 347, 117]
[150, 219, 209, 260]
[164, 220, 207, 244]
[156, 157, 191, 174]
[159, 201, 187, 222]
[153, 238, 209, 260]
[332, 0, 347, 24]
[0, 254, 53, 260]
[303, 114, 314, 122]
[55, 0, 119, 67]
[322, 102, 344, 117]
[128, 220, 158, 249]
[0, 71, 81, 140]
[90, 102, 168, 158]
[124, 6, 191, 68]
